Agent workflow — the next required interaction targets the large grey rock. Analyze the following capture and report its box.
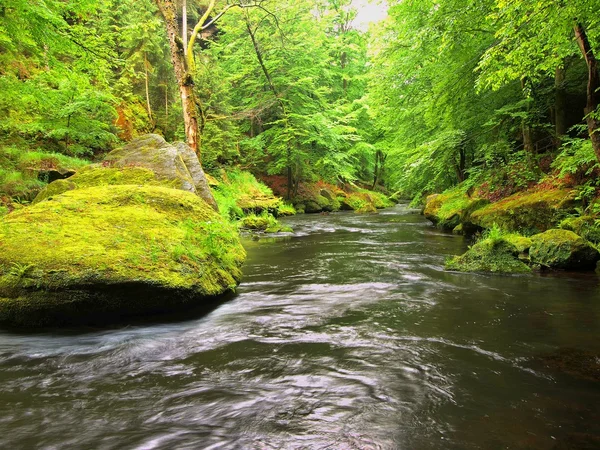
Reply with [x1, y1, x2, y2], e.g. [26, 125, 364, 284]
[104, 134, 218, 211]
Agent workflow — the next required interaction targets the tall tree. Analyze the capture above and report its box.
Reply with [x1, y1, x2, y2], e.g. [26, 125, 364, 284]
[154, 0, 265, 156]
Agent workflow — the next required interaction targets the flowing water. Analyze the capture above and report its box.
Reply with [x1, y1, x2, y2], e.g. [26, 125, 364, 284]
[1, 204, 600, 449]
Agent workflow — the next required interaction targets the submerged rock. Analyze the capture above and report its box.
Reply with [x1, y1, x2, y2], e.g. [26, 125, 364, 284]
[540, 347, 600, 383]
[529, 229, 599, 270]
[0, 184, 245, 327]
[445, 238, 531, 274]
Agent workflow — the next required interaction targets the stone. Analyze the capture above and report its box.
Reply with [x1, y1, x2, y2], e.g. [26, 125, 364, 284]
[0, 184, 245, 327]
[529, 229, 600, 270]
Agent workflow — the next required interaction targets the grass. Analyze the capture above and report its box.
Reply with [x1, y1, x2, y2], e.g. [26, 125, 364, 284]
[212, 168, 286, 220]
[0, 145, 90, 205]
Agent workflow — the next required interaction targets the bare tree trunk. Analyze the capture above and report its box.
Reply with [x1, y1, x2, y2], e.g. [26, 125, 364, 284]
[574, 23, 600, 162]
[554, 64, 567, 142]
[520, 78, 534, 155]
[144, 52, 154, 125]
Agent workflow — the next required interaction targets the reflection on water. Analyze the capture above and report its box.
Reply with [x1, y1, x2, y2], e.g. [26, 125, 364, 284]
[0, 204, 599, 449]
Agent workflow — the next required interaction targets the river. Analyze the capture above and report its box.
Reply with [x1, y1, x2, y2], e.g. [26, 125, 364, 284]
[0, 204, 599, 449]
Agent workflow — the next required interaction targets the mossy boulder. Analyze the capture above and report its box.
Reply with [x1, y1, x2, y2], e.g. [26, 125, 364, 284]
[470, 189, 577, 235]
[529, 229, 599, 270]
[32, 179, 76, 204]
[560, 215, 600, 244]
[0, 185, 245, 327]
[103, 134, 218, 210]
[445, 238, 532, 274]
[424, 191, 489, 232]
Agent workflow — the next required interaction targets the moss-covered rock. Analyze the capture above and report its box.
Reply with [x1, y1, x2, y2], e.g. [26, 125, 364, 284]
[32, 179, 76, 204]
[560, 215, 600, 244]
[529, 229, 599, 270]
[0, 185, 245, 327]
[424, 190, 489, 232]
[504, 234, 533, 253]
[470, 189, 577, 235]
[103, 134, 218, 210]
[445, 238, 532, 273]
[33, 166, 176, 205]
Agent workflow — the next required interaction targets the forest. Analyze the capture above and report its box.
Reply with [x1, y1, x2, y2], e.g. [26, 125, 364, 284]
[2, 1, 600, 448]
[1, 0, 600, 209]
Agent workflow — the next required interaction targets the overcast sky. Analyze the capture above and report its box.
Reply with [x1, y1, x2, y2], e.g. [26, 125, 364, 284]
[354, 0, 388, 30]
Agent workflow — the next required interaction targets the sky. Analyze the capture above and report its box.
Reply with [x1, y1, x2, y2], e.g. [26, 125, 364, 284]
[354, 0, 388, 30]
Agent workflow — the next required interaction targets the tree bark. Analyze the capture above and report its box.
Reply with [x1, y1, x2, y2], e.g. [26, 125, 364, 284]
[520, 78, 534, 154]
[554, 64, 567, 141]
[574, 22, 600, 162]
[144, 52, 154, 125]
[155, 0, 199, 154]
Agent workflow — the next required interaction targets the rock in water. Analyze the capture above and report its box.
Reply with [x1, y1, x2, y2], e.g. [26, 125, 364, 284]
[529, 229, 600, 270]
[0, 136, 244, 328]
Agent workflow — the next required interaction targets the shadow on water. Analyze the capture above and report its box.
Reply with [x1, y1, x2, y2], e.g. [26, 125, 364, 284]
[0, 204, 599, 449]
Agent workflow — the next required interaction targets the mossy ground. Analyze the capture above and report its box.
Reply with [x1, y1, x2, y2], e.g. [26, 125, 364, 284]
[0, 184, 246, 326]
[212, 169, 288, 219]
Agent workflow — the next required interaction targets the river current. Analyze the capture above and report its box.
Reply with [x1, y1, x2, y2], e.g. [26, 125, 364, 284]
[1, 204, 599, 449]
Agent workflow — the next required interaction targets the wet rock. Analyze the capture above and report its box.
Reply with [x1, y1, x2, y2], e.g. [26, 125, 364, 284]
[529, 229, 600, 270]
[445, 238, 531, 273]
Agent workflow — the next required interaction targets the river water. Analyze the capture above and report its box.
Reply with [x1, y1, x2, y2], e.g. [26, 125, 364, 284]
[1, 204, 599, 449]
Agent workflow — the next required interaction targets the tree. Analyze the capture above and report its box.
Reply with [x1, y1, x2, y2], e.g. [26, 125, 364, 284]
[154, 0, 266, 156]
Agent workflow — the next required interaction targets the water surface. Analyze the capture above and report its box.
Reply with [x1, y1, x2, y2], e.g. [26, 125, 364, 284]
[1, 205, 599, 449]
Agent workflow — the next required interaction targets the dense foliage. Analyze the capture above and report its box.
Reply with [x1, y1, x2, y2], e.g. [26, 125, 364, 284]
[1, 0, 600, 206]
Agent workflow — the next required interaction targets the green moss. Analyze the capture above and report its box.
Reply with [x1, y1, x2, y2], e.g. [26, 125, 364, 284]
[213, 169, 282, 219]
[32, 179, 76, 204]
[276, 203, 296, 216]
[0, 145, 90, 202]
[445, 238, 531, 273]
[0, 184, 246, 327]
[529, 229, 599, 270]
[560, 216, 600, 244]
[72, 166, 169, 188]
[424, 189, 489, 231]
[504, 234, 533, 253]
[470, 189, 577, 235]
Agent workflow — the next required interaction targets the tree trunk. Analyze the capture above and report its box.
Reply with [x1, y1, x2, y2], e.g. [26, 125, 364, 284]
[144, 52, 154, 125]
[454, 147, 466, 183]
[574, 23, 600, 162]
[520, 78, 534, 154]
[155, 0, 200, 154]
[554, 64, 567, 141]
[182, 0, 187, 50]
